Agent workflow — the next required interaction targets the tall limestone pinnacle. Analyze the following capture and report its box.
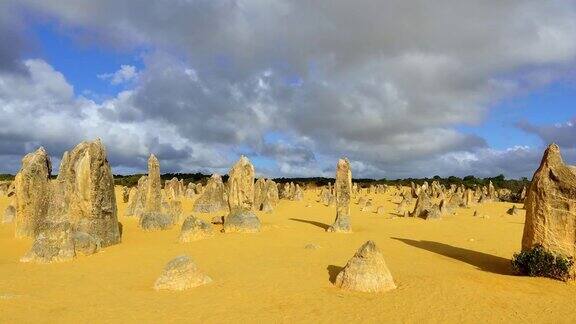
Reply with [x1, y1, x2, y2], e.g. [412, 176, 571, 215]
[145, 154, 162, 214]
[521, 143, 576, 261]
[14, 147, 52, 238]
[56, 139, 121, 247]
[327, 158, 352, 233]
[139, 154, 174, 230]
[223, 156, 261, 233]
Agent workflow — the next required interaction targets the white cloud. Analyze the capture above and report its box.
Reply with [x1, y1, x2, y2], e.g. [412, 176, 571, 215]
[98, 64, 138, 85]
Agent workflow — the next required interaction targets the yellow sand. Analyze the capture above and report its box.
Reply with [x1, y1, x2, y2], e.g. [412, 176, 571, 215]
[1, 188, 575, 323]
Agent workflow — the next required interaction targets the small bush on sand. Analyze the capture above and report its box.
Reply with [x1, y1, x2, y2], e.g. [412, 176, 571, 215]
[512, 245, 573, 281]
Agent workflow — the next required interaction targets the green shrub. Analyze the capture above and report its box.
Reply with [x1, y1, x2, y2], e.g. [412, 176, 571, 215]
[512, 245, 573, 281]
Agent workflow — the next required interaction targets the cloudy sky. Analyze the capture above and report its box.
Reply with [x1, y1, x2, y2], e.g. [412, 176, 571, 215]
[1, 1, 575, 179]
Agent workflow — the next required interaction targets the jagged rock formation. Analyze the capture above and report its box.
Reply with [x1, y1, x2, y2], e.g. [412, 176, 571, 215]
[22, 139, 120, 263]
[179, 215, 214, 242]
[410, 193, 442, 220]
[193, 174, 227, 213]
[154, 255, 212, 291]
[327, 158, 352, 233]
[13, 147, 52, 238]
[521, 144, 576, 261]
[293, 184, 304, 201]
[223, 156, 261, 233]
[334, 240, 396, 293]
[164, 177, 185, 199]
[254, 178, 279, 212]
[125, 176, 147, 217]
[396, 198, 408, 216]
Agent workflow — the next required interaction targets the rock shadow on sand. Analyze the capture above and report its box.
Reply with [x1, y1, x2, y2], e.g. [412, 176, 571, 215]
[289, 218, 330, 230]
[392, 238, 511, 276]
[327, 265, 343, 283]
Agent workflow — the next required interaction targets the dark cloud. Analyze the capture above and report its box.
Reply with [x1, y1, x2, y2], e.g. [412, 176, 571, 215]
[518, 118, 576, 149]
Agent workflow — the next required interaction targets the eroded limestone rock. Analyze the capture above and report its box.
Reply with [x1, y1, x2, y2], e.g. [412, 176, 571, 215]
[334, 240, 396, 293]
[154, 255, 212, 291]
[223, 156, 261, 233]
[327, 158, 352, 233]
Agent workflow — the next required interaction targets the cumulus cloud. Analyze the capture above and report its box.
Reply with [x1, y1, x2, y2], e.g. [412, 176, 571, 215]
[1, 0, 576, 178]
[0, 59, 229, 174]
[98, 65, 139, 85]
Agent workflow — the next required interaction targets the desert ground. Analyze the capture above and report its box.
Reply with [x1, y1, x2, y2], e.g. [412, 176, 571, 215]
[1, 187, 575, 323]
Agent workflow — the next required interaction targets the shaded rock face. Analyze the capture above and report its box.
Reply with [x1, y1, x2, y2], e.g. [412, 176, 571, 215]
[193, 174, 227, 213]
[410, 193, 442, 220]
[121, 186, 130, 203]
[464, 188, 476, 207]
[3, 205, 16, 224]
[179, 215, 214, 242]
[52, 139, 121, 247]
[139, 212, 173, 231]
[154, 255, 212, 291]
[327, 158, 352, 233]
[522, 144, 576, 260]
[448, 191, 465, 209]
[254, 178, 266, 210]
[409, 193, 430, 218]
[223, 156, 261, 233]
[334, 241, 396, 293]
[14, 147, 52, 238]
[20, 221, 101, 263]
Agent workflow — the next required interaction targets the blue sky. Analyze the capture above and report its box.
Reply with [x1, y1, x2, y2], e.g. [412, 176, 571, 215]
[1, 1, 575, 179]
[29, 23, 145, 100]
[458, 81, 576, 150]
